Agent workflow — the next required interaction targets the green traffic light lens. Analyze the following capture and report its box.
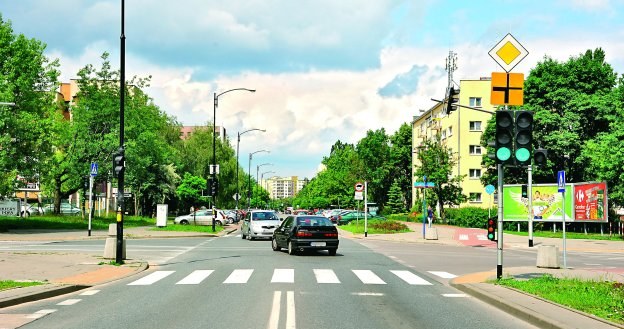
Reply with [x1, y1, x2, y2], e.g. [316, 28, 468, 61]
[496, 148, 511, 161]
[516, 148, 530, 162]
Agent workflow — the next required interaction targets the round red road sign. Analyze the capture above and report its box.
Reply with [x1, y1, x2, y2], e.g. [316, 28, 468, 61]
[354, 182, 364, 192]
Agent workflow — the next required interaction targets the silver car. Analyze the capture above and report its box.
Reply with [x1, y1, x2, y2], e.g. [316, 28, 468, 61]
[174, 209, 228, 226]
[241, 210, 281, 240]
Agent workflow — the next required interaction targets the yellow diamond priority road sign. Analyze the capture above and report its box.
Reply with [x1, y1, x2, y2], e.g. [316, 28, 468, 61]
[489, 33, 528, 72]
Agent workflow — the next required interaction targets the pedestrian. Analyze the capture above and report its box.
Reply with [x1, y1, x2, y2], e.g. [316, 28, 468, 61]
[427, 205, 434, 227]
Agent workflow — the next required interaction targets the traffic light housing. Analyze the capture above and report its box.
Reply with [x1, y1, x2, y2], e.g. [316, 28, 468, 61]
[446, 86, 460, 114]
[534, 148, 548, 167]
[487, 217, 496, 241]
[113, 147, 125, 177]
[495, 110, 514, 164]
[514, 111, 533, 166]
[521, 184, 528, 198]
[211, 178, 219, 196]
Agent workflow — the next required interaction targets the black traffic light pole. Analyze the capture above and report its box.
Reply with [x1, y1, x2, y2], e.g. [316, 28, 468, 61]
[116, 0, 126, 264]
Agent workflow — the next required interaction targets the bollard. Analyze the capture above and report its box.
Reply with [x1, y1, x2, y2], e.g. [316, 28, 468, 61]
[425, 227, 438, 240]
[103, 223, 126, 259]
[536, 245, 560, 268]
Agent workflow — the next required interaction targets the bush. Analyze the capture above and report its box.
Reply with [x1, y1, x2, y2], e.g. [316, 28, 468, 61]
[445, 207, 494, 228]
[369, 220, 409, 232]
[387, 212, 422, 223]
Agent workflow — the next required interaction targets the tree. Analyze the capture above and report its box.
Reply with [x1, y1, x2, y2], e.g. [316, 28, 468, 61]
[0, 15, 60, 197]
[385, 179, 404, 214]
[414, 136, 466, 221]
[176, 173, 207, 212]
[388, 123, 413, 209]
[356, 129, 391, 208]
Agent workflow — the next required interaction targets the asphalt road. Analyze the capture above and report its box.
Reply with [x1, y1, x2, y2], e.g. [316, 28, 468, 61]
[0, 233, 543, 329]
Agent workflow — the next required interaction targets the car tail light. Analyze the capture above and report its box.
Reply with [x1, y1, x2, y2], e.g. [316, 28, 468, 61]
[296, 231, 312, 237]
[324, 233, 338, 237]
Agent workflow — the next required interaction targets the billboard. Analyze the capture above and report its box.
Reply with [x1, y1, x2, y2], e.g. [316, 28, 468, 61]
[503, 184, 573, 222]
[502, 182, 607, 223]
[574, 182, 607, 221]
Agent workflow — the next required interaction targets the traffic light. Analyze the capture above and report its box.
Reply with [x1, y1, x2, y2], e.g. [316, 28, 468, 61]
[211, 178, 219, 196]
[83, 175, 89, 192]
[534, 148, 548, 166]
[514, 110, 533, 166]
[487, 217, 496, 241]
[495, 110, 514, 164]
[113, 147, 125, 177]
[446, 86, 460, 114]
[521, 184, 528, 198]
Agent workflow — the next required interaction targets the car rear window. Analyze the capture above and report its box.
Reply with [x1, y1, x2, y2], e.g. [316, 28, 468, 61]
[252, 212, 278, 220]
[297, 216, 333, 226]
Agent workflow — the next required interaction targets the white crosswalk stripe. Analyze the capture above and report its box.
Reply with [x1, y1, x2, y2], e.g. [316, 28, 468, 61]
[224, 269, 254, 284]
[176, 270, 214, 285]
[352, 270, 386, 284]
[126, 268, 447, 286]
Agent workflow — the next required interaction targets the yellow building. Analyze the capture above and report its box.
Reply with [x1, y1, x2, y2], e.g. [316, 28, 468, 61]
[411, 77, 496, 209]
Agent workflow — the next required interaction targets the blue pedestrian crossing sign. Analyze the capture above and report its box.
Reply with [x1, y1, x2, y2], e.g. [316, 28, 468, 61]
[557, 170, 565, 193]
[90, 163, 98, 177]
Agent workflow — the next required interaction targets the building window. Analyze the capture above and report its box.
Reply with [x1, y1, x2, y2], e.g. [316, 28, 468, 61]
[441, 130, 446, 140]
[447, 126, 453, 137]
[469, 97, 482, 107]
[469, 192, 482, 203]
[469, 169, 481, 178]
[469, 145, 482, 155]
[469, 121, 482, 131]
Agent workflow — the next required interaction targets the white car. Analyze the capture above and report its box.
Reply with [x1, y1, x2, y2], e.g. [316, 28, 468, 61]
[241, 210, 281, 240]
[174, 209, 228, 226]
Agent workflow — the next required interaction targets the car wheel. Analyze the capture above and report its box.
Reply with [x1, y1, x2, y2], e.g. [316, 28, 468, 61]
[272, 238, 281, 251]
[180, 220, 189, 225]
[216, 220, 223, 226]
[20, 211, 30, 218]
[247, 232, 254, 241]
[328, 249, 337, 256]
[288, 241, 297, 255]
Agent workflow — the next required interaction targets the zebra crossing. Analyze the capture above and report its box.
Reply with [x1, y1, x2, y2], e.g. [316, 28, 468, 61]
[127, 268, 457, 286]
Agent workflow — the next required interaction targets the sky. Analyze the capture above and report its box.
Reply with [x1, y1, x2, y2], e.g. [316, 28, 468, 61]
[2, 0, 624, 179]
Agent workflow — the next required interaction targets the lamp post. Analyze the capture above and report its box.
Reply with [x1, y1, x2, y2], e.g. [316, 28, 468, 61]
[248, 150, 269, 208]
[236, 128, 265, 213]
[212, 88, 255, 216]
[261, 171, 275, 208]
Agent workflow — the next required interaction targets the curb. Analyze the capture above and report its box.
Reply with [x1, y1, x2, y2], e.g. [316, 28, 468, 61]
[0, 284, 89, 309]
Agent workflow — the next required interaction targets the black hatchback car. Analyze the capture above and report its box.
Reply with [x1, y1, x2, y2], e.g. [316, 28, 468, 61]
[272, 215, 339, 255]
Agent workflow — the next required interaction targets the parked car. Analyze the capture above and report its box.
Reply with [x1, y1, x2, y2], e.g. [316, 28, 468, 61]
[174, 209, 228, 226]
[337, 211, 385, 226]
[272, 215, 339, 255]
[42, 203, 80, 215]
[241, 210, 281, 240]
[20, 203, 43, 217]
[328, 209, 351, 224]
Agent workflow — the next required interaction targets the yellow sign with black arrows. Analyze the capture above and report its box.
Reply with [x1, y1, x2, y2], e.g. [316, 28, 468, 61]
[491, 72, 524, 106]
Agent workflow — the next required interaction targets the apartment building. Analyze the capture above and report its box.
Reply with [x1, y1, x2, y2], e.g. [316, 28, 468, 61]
[262, 176, 309, 199]
[180, 125, 227, 142]
[411, 78, 496, 209]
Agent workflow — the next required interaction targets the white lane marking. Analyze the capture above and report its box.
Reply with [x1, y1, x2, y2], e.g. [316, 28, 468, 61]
[351, 292, 384, 296]
[459, 234, 469, 240]
[390, 270, 432, 285]
[272, 269, 294, 283]
[584, 263, 602, 266]
[176, 270, 214, 285]
[476, 234, 488, 241]
[388, 256, 398, 259]
[267, 291, 281, 329]
[442, 293, 469, 298]
[79, 290, 100, 296]
[352, 270, 386, 284]
[224, 269, 254, 284]
[57, 299, 81, 306]
[26, 309, 57, 319]
[314, 269, 340, 284]
[286, 290, 296, 329]
[128, 271, 175, 285]
[427, 271, 458, 279]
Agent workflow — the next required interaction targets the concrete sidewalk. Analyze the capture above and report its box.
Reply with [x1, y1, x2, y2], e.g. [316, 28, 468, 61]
[1, 221, 623, 328]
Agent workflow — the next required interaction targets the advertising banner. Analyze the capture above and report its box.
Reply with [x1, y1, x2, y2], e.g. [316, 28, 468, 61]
[573, 182, 607, 222]
[503, 184, 573, 222]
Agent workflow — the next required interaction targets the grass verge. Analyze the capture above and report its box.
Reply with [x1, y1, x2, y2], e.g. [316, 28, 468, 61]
[339, 219, 411, 234]
[0, 215, 155, 232]
[504, 230, 622, 241]
[0, 280, 45, 291]
[153, 222, 224, 233]
[497, 274, 624, 324]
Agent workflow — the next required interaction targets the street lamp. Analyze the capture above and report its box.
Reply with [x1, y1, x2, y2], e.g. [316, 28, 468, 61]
[256, 163, 273, 190]
[212, 88, 255, 214]
[248, 150, 269, 208]
[236, 128, 265, 212]
[261, 171, 275, 197]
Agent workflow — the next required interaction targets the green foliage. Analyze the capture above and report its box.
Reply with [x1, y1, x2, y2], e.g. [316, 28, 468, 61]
[0, 214, 154, 232]
[444, 207, 493, 228]
[0, 280, 44, 291]
[176, 173, 207, 210]
[497, 275, 624, 324]
[385, 179, 404, 214]
[339, 219, 410, 234]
